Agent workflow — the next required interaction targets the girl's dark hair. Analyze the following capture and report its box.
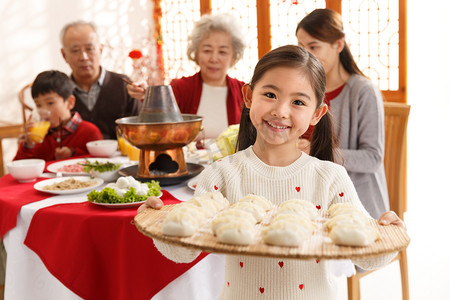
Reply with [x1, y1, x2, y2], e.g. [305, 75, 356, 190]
[295, 8, 365, 77]
[236, 45, 337, 162]
[31, 70, 74, 100]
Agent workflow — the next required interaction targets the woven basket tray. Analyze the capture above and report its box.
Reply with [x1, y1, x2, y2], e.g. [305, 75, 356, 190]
[134, 204, 410, 260]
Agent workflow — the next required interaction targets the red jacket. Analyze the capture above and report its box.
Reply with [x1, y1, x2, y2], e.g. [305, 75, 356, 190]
[170, 72, 244, 125]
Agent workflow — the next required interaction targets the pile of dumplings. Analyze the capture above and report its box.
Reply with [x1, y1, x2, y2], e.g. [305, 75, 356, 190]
[162, 193, 378, 248]
[326, 203, 379, 246]
[212, 194, 273, 245]
[262, 199, 318, 246]
[162, 192, 229, 237]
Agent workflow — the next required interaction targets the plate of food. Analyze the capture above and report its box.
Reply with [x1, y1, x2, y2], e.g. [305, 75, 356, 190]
[87, 176, 162, 208]
[34, 176, 104, 195]
[47, 158, 122, 176]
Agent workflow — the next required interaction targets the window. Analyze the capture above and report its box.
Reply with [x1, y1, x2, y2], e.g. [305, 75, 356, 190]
[158, 0, 406, 102]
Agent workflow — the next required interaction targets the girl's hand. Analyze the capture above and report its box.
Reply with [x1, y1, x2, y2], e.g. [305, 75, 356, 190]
[126, 80, 148, 100]
[137, 196, 164, 214]
[378, 211, 406, 231]
[54, 146, 72, 160]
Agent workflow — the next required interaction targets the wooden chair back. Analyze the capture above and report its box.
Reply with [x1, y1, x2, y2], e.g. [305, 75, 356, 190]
[383, 102, 411, 220]
[18, 83, 34, 132]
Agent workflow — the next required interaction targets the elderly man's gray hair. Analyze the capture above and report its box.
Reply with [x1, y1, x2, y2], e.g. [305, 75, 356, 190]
[59, 20, 99, 46]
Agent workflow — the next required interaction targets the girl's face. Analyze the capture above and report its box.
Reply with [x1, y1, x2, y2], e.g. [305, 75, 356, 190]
[296, 28, 343, 76]
[34, 92, 74, 128]
[244, 66, 327, 148]
[196, 31, 234, 86]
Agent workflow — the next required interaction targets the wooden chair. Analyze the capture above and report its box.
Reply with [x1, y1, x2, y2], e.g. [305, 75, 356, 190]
[0, 84, 33, 177]
[347, 101, 411, 300]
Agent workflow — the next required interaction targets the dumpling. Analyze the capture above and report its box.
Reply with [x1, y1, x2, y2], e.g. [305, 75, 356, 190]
[231, 201, 266, 222]
[197, 192, 230, 210]
[262, 219, 313, 246]
[239, 194, 273, 211]
[186, 197, 220, 217]
[325, 212, 369, 229]
[272, 213, 317, 231]
[329, 223, 378, 246]
[215, 208, 257, 224]
[211, 215, 255, 236]
[276, 206, 311, 220]
[279, 199, 318, 220]
[216, 221, 256, 245]
[162, 203, 208, 236]
[328, 202, 360, 217]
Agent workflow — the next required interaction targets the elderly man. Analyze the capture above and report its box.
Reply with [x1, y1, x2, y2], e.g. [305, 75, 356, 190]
[60, 21, 141, 139]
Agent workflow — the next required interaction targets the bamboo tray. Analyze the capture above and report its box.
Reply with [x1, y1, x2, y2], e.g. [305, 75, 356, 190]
[134, 204, 410, 260]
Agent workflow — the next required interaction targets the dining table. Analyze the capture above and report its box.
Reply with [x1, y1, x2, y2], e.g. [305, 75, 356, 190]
[0, 155, 225, 300]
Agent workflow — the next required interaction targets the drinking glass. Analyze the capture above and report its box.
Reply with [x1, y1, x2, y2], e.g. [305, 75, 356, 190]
[28, 108, 51, 143]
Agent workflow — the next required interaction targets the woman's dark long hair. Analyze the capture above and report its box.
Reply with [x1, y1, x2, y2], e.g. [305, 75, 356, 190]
[236, 45, 337, 162]
[295, 8, 365, 77]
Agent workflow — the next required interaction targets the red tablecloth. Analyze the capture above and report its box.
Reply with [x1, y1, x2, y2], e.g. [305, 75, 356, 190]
[0, 157, 91, 239]
[24, 190, 208, 300]
[0, 175, 50, 239]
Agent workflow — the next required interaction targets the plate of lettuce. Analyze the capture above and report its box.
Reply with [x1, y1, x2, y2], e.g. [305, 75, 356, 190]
[87, 176, 161, 208]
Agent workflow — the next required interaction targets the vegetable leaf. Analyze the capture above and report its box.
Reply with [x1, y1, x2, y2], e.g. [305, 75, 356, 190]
[79, 160, 121, 173]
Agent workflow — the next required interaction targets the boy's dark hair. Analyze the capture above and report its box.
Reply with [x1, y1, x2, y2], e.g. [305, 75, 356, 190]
[236, 45, 338, 162]
[31, 70, 74, 100]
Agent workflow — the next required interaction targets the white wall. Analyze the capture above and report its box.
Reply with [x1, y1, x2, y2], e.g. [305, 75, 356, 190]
[0, 0, 153, 166]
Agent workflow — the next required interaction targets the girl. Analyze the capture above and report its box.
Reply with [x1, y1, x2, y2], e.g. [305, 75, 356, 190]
[296, 8, 389, 219]
[139, 45, 404, 300]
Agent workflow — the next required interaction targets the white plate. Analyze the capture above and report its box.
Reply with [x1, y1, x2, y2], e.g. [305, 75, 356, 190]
[90, 191, 162, 208]
[187, 177, 198, 191]
[47, 158, 121, 176]
[34, 176, 104, 195]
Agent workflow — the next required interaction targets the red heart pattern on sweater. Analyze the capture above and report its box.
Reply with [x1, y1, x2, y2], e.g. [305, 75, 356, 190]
[214, 185, 218, 190]
[295, 186, 301, 192]
[339, 192, 344, 197]
[316, 259, 320, 263]
[240, 262, 244, 268]
[278, 261, 284, 268]
[316, 205, 321, 210]
[299, 284, 304, 290]
[259, 287, 264, 294]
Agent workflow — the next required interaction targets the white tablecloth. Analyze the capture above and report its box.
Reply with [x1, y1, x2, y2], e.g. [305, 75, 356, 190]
[3, 178, 225, 300]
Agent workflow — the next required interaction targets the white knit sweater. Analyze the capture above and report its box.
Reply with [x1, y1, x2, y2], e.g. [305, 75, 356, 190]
[154, 147, 395, 299]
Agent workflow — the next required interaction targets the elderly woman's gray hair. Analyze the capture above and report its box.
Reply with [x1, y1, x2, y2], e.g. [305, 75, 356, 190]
[59, 20, 99, 46]
[187, 14, 245, 67]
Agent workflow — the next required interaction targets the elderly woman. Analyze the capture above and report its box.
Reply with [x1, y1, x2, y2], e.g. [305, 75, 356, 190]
[128, 14, 245, 138]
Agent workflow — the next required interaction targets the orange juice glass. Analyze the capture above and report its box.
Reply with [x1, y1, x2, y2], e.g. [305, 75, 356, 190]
[116, 126, 127, 155]
[126, 142, 140, 161]
[29, 121, 51, 143]
[118, 137, 127, 155]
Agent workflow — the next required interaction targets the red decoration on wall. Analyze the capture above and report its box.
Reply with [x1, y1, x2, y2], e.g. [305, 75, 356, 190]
[128, 49, 143, 60]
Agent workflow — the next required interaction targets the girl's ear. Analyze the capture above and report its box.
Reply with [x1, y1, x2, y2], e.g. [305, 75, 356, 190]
[310, 103, 328, 126]
[242, 84, 253, 108]
[66, 95, 76, 110]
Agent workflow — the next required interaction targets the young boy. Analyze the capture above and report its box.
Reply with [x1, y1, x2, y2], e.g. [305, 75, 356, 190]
[14, 70, 103, 161]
